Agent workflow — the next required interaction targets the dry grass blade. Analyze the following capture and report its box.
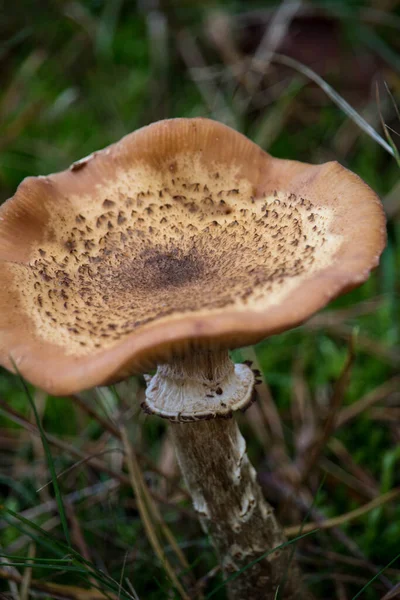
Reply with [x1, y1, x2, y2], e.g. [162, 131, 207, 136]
[383, 178, 400, 219]
[243, 0, 302, 104]
[291, 352, 315, 479]
[176, 28, 237, 127]
[71, 394, 120, 438]
[336, 375, 400, 428]
[65, 501, 100, 594]
[144, 4, 169, 121]
[124, 577, 140, 600]
[258, 53, 397, 159]
[0, 567, 116, 600]
[299, 334, 356, 486]
[36, 449, 125, 493]
[384, 81, 400, 122]
[319, 458, 376, 501]
[308, 298, 384, 324]
[381, 581, 400, 599]
[0, 395, 131, 484]
[120, 426, 191, 600]
[0, 398, 192, 515]
[268, 474, 394, 591]
[119, 427, 193, 584]
[19, 542, 35, 600]
[244, 402, 271, 451]
[277, 335, 356, 517]
[0, 481, 118, 534]
[305, 321, 400, 366]
[376, 82, 400, 167]
[243, 347, 291, 466]
[71, 393, 190, 498]
[327, 438, 378, 493]
[369, 407, 400, 421]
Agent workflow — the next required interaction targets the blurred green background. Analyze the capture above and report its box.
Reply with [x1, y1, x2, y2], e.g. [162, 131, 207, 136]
[0, 1, 400, 599]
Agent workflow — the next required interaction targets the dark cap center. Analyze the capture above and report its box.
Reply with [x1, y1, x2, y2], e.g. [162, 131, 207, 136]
[142, 248, 203, 289]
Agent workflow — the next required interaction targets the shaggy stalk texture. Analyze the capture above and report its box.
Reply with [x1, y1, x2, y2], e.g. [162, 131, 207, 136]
[170, 417, 303, 599]
[146, 351, 304, 597]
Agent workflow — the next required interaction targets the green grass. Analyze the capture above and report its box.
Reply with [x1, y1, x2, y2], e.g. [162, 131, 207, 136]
[1, 1, 400, 599]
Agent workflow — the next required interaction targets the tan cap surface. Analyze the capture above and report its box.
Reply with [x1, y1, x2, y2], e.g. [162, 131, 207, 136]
[0, 118, 386, 394]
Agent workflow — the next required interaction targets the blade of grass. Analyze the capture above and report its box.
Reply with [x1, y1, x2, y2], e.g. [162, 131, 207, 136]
[118, 551, 129, 600]
[0, 480, 118, 532]
[0, 475, 37, 505]
[0, 554, 73, 563]
[1, 506, 130, 599]
[376, 82, 400, 168]
[384, 81, 400, 122]
[10, 359, 71, 547]
[36, 448, 125, 493]
[260, 53, 397, 159]
[1, 554, 123, 600]
[278, 476, 327, 599]
[205, 530, 319, 599]
[125, 578, 140, 600]
[1, 510, 66, 558]
[0, 561, 88, 573]
[351, 551, 400, 600]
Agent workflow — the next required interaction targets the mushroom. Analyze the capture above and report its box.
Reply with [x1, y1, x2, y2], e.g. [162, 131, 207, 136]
[0, 118, 385, 599]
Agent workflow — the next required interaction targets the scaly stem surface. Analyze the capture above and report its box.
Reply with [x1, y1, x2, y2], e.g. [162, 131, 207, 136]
[145, 351, 304, 598]
[170, 418, 302, 599]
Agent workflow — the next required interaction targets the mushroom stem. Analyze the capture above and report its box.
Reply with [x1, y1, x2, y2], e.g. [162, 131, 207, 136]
[144, 351, 304, 599]
[170, 418, 301, 600]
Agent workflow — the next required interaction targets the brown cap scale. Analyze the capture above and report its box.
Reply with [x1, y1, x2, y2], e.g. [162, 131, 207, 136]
[0, 118, 386, 599]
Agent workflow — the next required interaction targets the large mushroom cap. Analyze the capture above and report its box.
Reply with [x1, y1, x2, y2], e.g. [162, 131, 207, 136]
[0, 118, 385, 394]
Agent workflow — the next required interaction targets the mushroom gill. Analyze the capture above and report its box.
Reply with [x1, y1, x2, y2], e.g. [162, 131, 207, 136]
[9, 156, 340, 355]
